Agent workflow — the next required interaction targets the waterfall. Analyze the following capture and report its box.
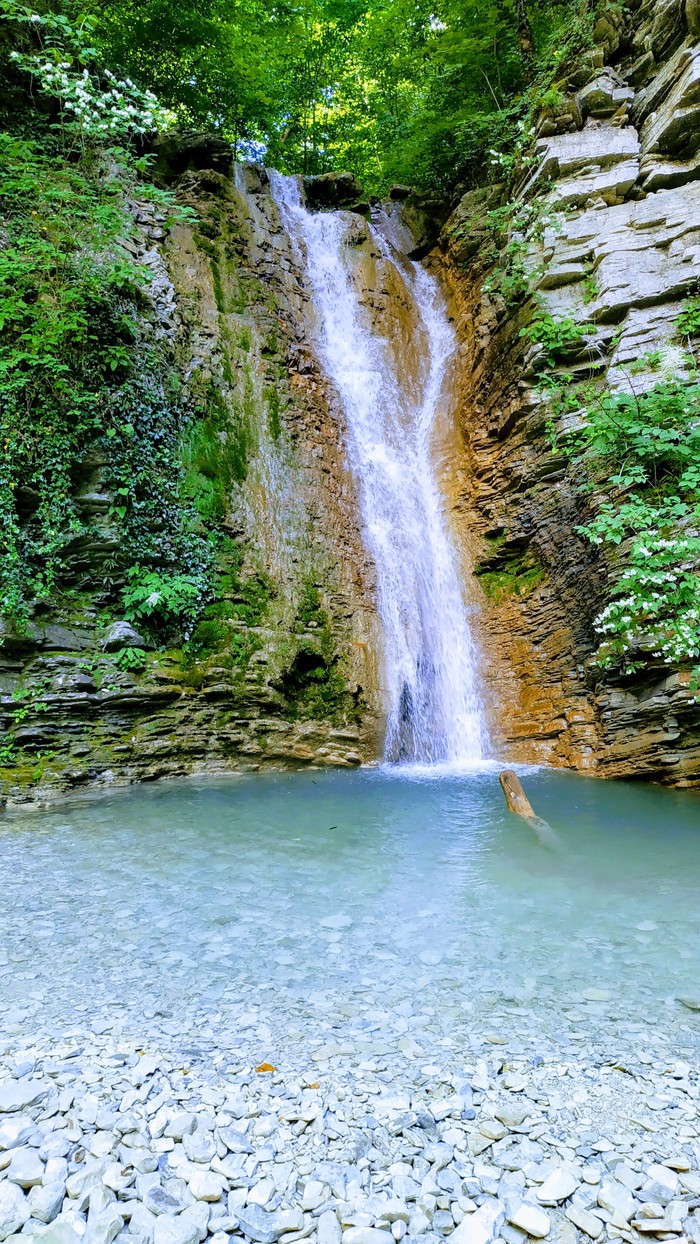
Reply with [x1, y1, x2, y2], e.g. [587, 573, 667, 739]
[270, 172, 487, 765]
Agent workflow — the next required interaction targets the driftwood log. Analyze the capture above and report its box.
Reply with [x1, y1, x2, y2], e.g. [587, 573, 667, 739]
[499, 770, 560, 849]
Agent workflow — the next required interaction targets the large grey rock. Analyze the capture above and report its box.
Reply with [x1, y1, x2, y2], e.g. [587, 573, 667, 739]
[152, 132, 234, 182]
[153, 1216, 200, 1244]
[7, 1146, 45, 1187]
[537, 1169, 579, 1205]
[144, 1187, 184, 1217]
[88, 1209, 125, 1244]
[507, 1205, 551, 1238]
[236, 1206, 304, 1244]
[304, 172, 364, 210]
[641, 1165, 679, 1204]
[128, 1204, 158, 1244]
[597, 1180, 637, 1221]
[318, 1211, 342, 1244]
[0, 1079, 48, 1113]
[450, 1199, 505, 1244]
[33, 1213, 85, 1244]
[28, 1182, 66, 1225]
[342, 1232, 392, 1244]
[565, 1206, 603, 1239]
[0, 1182, 29, 1240]
[187, 1170, 225, 1202]
[101, 621, 150, 652]
[217, 1126, 252, 1154]
[0, 1115, 35, 1149]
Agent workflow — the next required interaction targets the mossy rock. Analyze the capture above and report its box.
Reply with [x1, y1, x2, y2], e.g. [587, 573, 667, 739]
[475, 540, 546, 603]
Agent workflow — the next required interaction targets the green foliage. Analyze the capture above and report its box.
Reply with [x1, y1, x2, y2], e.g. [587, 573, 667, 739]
[571, 382, 700, 492]
[80, 0, 594, 195]
[676, 294, 700, 342]
[112, 645, 148, 670]
[560, 381, 700, 679]
[521, 311, 587, 368]
[581, 272, 599, 304]
[629, 350, 663, 374]
[0, 735, 17, 766]
[479, 200, 555, 307]
[122, 567, 205, 638]
[3, 0, 173, 139]
[581, 511, 700, 675]
[296, 582, 324, 628]
[0, 5, 205, 630]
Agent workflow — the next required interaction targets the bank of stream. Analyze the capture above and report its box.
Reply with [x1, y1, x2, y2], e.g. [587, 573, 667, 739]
[0, 767, 698, 1244]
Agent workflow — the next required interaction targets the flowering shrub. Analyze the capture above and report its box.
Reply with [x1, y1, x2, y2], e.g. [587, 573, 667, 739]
[11, 57, 172, 137]
[582, 509, 700, 675]
[3, 1, 173, 139]
[567, 382, 700, 682]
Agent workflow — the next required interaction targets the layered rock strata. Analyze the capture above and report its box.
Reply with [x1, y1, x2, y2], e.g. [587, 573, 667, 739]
[0, 153, 383, 804]
[434, 0, 700, 784]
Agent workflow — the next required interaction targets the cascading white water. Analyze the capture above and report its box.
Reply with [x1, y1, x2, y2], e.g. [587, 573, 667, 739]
[270, 172, 487, 765]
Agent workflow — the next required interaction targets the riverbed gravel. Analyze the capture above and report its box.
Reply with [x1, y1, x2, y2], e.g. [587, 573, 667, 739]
[1, 1018, 698, 1244]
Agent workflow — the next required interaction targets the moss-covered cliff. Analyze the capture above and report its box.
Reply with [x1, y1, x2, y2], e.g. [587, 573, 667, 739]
[0, 140, 382, 805]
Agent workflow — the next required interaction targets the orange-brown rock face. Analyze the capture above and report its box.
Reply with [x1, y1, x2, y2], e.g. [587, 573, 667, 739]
[433, 245, 604, 773]
[428, 0, 700, 786]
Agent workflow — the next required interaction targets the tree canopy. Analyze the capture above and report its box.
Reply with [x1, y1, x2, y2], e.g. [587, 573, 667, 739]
[1, 0, 592, 194]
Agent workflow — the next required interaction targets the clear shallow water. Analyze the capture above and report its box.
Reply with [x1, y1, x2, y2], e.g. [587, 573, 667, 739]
[1, 768, 699, 1062]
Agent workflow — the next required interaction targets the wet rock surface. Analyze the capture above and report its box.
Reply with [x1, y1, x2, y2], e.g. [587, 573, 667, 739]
[0, 158, 383, 805]
[436, 0, 700, 784]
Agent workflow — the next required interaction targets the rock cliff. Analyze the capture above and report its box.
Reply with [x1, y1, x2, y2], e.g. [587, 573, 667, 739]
[4, 0, 700, 803]
[434, 0, 700, 785]
[0, 149, 383, 805]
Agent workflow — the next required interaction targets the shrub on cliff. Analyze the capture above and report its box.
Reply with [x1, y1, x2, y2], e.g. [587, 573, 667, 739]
[0, 2, 207, 634]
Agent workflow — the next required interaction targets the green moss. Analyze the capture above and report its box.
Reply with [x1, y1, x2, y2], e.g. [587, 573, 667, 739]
[220, 350, 234, 387]
[194, 233, 218, 260]
[211, 260, 226, 313]
[266, 386, 282, 439]
[475, 543, 546, 602]
[179, 386, 251, 519]
[190, 618, 229, 649]
[276, 643, 351, 724]
[230, 572, 274, 626]
[272, 581, 361, 724]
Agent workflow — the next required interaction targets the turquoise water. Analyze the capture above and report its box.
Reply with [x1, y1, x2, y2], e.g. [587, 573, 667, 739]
[1, 767, 699, 1060]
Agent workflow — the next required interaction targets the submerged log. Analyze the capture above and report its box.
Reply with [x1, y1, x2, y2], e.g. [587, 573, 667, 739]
[499, 769, 536, 818]
[499, 770, 560, 849]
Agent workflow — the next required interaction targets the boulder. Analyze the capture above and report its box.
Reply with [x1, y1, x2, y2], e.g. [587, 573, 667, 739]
[304, 172, 364, 209]
[151, 132, 233, 182]
[101, 621, 152, 653]
[236, 162, 269, 194]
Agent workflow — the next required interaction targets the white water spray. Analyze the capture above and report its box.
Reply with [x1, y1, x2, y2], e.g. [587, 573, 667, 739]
[270, 172, 487, 764]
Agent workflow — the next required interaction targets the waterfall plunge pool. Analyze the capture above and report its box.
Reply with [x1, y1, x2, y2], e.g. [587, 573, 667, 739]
[2, 766, 699, 1066]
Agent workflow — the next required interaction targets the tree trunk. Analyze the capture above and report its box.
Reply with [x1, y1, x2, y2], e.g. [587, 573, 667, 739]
[515, 0, 536, 80]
